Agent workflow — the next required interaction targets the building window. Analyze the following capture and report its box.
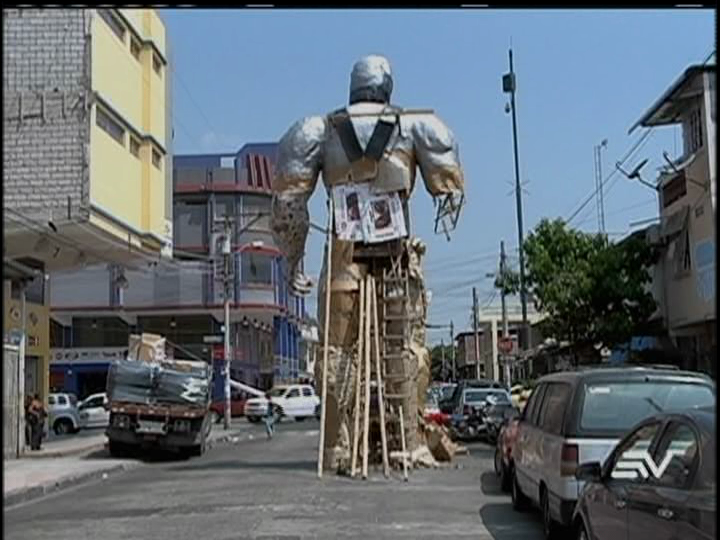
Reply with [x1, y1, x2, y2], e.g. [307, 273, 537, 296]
[129, 136, 141, 158]
[241, 252, 273, 285]
[130, 36, 142, 60]
[685, 108, 703, 154]
[153, 53, 163, 77]
[98, 9, 126, 43]
[242, 195, 271, 230]
[96, 107, 125, 146]
[152, 148, 162, 170]
[174, 200, 208, 248]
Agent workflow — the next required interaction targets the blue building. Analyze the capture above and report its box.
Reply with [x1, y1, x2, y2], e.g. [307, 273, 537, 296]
[49, 143, 306, 398]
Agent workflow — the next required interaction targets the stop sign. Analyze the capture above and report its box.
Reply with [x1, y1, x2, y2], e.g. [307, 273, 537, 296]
[498, 337, 513, 354]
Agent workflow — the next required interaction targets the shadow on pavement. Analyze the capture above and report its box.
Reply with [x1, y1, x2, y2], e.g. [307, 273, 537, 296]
[480, 470, 505, 496]
[478, 502, 544, 539]
[167, 459, 316, 472]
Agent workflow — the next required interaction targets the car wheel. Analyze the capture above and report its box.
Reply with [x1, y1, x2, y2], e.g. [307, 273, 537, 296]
[541, 488, 563, 539]
[247, 416, 259, 423]
[511, 470, 530, 511]
[500, 461, 512, 493]
[494, 446, 503, 476]
[54, 419, 73, 435]
[295, 416, 306, 422]
[576, 520, 589, 540]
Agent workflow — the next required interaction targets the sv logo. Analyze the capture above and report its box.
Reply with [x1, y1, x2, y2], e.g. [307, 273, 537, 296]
[611, 449, 688, 480]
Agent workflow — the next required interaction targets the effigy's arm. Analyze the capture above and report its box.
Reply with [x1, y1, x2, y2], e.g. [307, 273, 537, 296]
[271, 116, 327, 289]
[411, 115, 466, 237]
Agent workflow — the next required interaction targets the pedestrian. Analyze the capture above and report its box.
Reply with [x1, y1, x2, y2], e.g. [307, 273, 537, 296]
[23, 395, 33, 447]
[28, 394, 46, 450]
[264, 392, 275, 440]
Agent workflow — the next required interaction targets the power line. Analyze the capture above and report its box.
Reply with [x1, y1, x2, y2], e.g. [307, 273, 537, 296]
[565, 129, 655, 224]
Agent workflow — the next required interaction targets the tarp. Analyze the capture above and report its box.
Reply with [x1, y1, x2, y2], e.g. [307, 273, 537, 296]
[229, 379, 265, 398]
[107, 358, 211, 407]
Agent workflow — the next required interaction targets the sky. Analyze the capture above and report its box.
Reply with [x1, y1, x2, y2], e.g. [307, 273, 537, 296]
[161, 8, 715, 343]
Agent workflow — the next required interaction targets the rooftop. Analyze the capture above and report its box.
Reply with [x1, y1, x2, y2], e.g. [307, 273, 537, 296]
[629, 64, 715, 134]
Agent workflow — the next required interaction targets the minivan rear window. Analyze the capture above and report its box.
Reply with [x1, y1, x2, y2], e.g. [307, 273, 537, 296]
[580, 381, 715, 434]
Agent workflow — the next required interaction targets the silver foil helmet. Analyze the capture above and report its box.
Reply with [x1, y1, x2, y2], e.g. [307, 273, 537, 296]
[349, 55, 394, 105]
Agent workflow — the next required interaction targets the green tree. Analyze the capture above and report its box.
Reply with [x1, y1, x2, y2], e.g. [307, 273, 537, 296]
[523, 218, 657, 364]
[430, 343, 455, 380]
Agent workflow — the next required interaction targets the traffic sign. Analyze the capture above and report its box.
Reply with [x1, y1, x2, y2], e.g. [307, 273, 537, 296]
[499, 337, 513, 354]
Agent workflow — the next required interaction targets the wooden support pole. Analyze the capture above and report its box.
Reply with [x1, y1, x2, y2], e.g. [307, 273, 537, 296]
[399, 405, 409, 482]
[350, 277, 365, 478]
[361, 274, 372, 480]
[317, 200, 334, 479]
[371, 277, 390, 478]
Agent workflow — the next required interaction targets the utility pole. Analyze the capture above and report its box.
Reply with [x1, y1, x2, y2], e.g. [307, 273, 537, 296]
[440, 339, 446, 380]
[449, 320, 455, 382]
[594, 139, 608, 233]
[472, 287, 481, 380]
[499, 241, 511, 385]
[214, 215, 234, 431]
[503, 48, 529, 351]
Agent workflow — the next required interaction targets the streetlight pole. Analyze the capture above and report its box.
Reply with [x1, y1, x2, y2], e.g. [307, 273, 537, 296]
[449, 320, 455, 382]
[503, 48, 529, 351]
[472, 287, 481, 379]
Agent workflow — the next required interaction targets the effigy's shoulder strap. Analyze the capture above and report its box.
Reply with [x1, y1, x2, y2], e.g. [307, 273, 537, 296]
[328, 107, 401, 164]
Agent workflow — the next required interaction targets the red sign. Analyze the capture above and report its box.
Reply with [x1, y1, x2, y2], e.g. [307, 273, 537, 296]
[498, 337, 513, 354]
[212, 344, 225, 361]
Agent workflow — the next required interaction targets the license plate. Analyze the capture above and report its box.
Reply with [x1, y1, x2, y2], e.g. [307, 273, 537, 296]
[136, 420, 166, 434]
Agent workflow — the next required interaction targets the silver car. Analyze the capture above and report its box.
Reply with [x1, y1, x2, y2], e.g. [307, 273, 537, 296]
[47, 393, 81, 435]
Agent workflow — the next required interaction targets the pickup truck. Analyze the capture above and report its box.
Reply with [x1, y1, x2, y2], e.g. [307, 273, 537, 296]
[105, 357, 213, 458]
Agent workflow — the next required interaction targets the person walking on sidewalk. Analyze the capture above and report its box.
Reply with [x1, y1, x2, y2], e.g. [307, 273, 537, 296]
[264, 392, 275, 440]
[24, 395, 33, 447]
[27, 394, 47, 450]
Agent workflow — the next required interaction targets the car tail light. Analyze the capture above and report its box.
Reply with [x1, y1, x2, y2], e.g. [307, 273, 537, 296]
[561, 443, 579, 477]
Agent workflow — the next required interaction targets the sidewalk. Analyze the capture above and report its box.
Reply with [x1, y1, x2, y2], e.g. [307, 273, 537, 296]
[4, 419, 251, 508]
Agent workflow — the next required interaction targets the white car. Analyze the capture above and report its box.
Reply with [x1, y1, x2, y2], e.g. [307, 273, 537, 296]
[244, 384, 320, 423]
[78, 392, 110, 429]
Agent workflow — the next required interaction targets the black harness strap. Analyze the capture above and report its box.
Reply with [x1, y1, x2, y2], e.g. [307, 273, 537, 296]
[334, 114, 364, 162]
[332, 108, 399, 164]
[364, 119, 396, 161]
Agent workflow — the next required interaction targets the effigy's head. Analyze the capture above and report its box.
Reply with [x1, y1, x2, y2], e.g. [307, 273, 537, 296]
[349, 55, 393, 105]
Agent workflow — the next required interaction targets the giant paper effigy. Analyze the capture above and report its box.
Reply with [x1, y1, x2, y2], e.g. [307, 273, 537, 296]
[271, 55, 465, 474]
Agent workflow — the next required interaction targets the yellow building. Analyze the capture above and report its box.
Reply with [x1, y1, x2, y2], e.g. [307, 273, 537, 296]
[2, 9, 172, 412]
[3, 8, 173, 272]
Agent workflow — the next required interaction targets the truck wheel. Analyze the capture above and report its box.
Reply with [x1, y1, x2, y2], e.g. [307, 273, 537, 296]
[54, 419, 73, 435]
[108, 440, 129, 458]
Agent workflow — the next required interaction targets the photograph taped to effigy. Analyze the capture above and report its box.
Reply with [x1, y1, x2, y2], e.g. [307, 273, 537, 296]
[332, 183, 406, 243]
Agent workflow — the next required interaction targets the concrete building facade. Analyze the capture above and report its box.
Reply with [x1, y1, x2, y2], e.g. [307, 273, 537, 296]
[630, 63, 716, 377]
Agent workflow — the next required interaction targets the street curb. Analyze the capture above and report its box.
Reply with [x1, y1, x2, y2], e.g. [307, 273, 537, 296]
[3, 462, 138, 509]
[4, 428, 249, 508]
[22, 442, 107, 459]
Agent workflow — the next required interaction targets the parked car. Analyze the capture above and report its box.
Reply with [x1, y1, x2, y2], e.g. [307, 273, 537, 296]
[209, 390, 250, 424]
[244, 384, 320, 422]
[495, 412, 522, 492]
[47, 393, 81, 435]
[439, 378, 505, 414]
[78, 392, 109, 429]
[485, 402, 520, 443]
[510, 366, 715, 539]
[573, 406, 715, 540]
[424, 389, 450, 426]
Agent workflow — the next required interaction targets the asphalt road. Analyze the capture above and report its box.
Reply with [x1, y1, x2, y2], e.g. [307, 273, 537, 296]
[5, 419, 545, 540]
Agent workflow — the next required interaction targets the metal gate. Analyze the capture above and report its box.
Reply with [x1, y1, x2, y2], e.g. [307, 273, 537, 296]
[3, 344, 24, 459]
